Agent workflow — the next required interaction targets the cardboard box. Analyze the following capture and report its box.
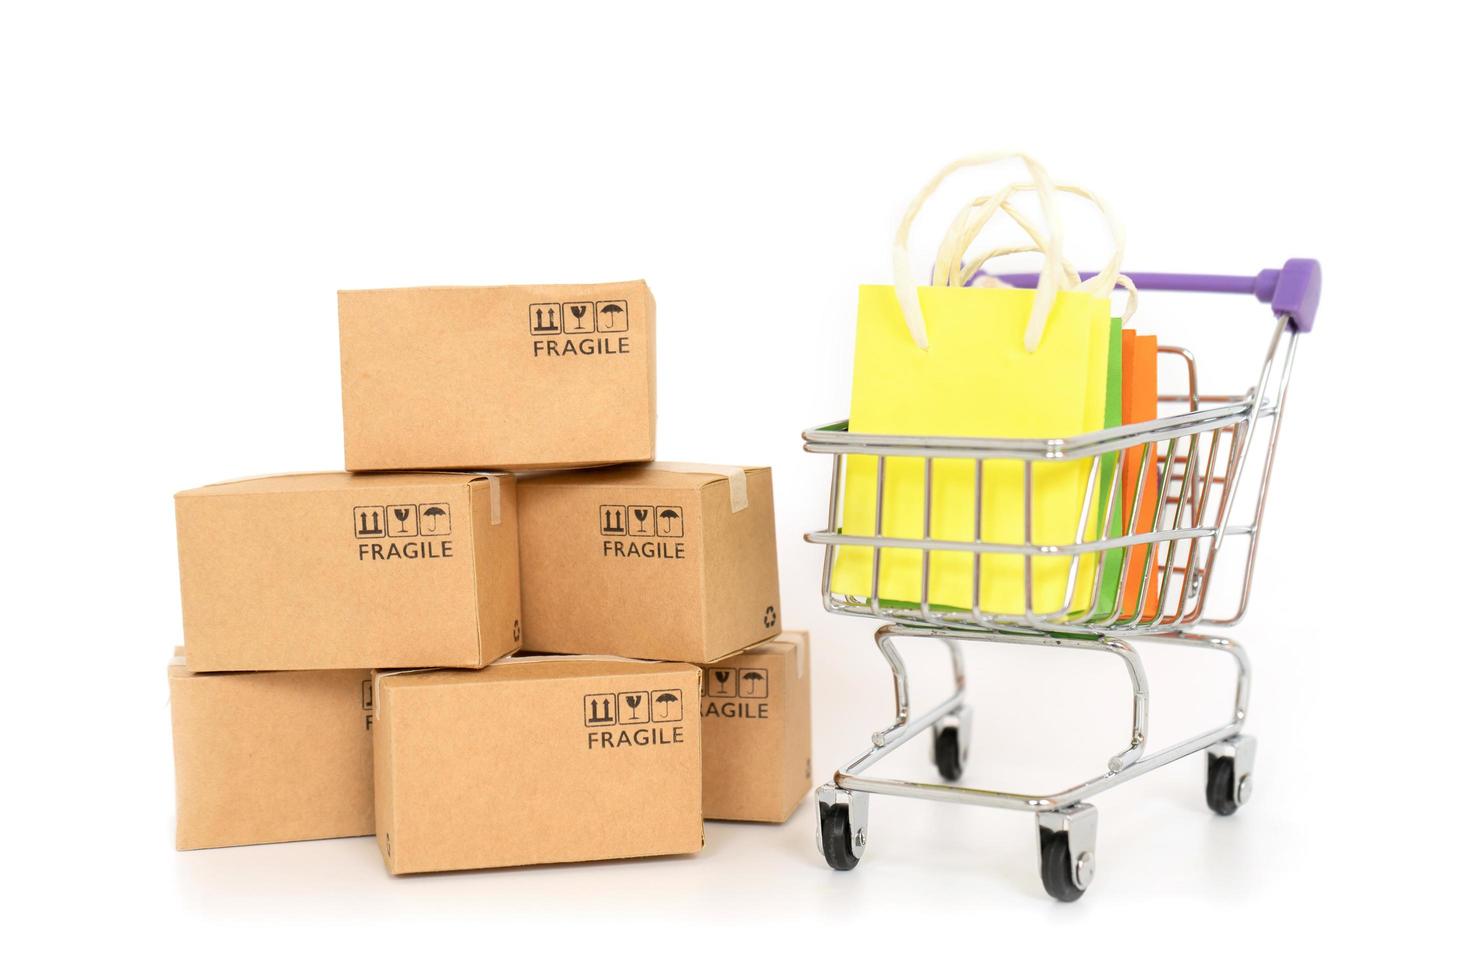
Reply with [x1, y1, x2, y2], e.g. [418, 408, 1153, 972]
[517, 463, 781, 664]
[701, 632, 812, 822]
[168, 656, 374, 850]
[338, 281, 656, 471]
[176, 471, 521, 671]
[373, 656, 703, 874]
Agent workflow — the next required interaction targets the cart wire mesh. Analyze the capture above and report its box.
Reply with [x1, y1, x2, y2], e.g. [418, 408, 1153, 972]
[804, 308, 1300, 638]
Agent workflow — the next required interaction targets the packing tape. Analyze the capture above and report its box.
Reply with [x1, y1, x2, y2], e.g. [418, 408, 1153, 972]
[481, 475, 502, 525]
[640, 462, 749, 512]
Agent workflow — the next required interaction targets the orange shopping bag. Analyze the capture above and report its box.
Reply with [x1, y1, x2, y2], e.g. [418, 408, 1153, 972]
[1120, 329, 1162, 617]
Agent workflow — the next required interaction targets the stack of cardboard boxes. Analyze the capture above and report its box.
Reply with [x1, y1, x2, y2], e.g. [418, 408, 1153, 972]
[169, 281, 812, 872]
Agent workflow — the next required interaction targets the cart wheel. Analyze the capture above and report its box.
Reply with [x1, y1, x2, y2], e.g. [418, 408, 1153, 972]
[934, 725, 964, 781]
[1038, 829, 1090, 902]
[1206, 755, 1241, 815]
[1205, 735, 1255, 816]
[816, 784, 868, 871]
[1036, 804, 1096, 903]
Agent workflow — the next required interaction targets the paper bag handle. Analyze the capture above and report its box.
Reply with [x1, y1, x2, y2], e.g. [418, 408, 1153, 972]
[894, 156, 1127, 351]
[894, 153, 1064, 352]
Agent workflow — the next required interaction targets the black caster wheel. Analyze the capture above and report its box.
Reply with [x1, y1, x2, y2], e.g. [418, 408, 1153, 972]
[817, 788, 867, 871]
[1037, 804, 1096, 902]
[1205, 735, 1255, 816]
[1038, 829, 1091, 902]
[1206, 754, 1241, 815]
[934, 725, 964, 781]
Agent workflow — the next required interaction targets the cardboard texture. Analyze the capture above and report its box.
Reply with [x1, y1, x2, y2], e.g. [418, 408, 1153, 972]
[700, 632, 812, 822]
[516, 463, 781, 664]
[176, 471, 521, 671]
[168, 656, 374, 850]
[338, 281, 656, 471]
[374, 656, 703, 874]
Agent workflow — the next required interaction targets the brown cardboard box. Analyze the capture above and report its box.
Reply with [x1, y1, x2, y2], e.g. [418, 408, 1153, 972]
[373, 656, 703, 874]
[168, 655, 374, 850]
[701, 632, 812, 822]
[338, 281, 656, 471]
[176, 471, 521, 671]
[517, 463, 781, 664]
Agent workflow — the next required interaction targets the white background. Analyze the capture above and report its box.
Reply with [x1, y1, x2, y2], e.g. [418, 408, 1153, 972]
[3, 1, 1465, 974]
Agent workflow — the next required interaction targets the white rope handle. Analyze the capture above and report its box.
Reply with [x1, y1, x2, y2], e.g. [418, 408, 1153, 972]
[941, 195, 1083, 289]
[893, 155, 1129, 350]
[894, 153, 1063, 352]
[950, 186, 1123, 292]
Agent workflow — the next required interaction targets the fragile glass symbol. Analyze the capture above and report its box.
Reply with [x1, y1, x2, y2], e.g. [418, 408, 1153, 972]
[393, 507, 412, 533]
[713, 670, 731, 694]
[632, 508, 649, 532]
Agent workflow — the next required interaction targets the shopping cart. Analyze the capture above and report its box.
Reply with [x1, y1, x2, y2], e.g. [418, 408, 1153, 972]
[803, 260, 1319, 900]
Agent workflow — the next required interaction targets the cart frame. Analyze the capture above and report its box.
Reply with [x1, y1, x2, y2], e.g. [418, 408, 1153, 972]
[803, 260, 1319, 900]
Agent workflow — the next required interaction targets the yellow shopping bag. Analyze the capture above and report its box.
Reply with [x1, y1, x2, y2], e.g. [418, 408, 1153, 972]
[830, 154, 1125, 617]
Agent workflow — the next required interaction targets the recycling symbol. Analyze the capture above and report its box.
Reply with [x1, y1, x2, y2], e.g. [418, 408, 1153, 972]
[763, 605, 777, 629]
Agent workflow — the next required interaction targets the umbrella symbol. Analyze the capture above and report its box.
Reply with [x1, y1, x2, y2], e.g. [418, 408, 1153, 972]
[599, 303, 624, 330]
[422, 506, 447, 533]
[741, 671, 764, 695]
[655, 692, 680, 718]
[658, 508, 680, 534]
[713, 670, 731, 694]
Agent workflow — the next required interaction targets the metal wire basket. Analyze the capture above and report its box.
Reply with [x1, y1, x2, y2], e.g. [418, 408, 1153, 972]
[803, 261, 1319, 900]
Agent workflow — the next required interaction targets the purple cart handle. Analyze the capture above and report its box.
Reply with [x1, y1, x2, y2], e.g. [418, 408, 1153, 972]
[979, 258, 1321, 332]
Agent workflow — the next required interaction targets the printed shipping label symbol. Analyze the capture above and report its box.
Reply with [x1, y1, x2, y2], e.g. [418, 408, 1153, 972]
[595, 300, 629, 333]
[628, 505, 655, 537]
[654, 505, 683, 538]
[529, 303, 561, 335]
[562, 302, 595, 335]
[419, 503, 451, 536]
[387, 504, 420, 537]
[618, 691, 651, 725]
[651, 689, 683, 722]
[584, 693, 616, 727]
[353, 506, 386, 538]
[737, 667, 768, 699]
[599, 504, 627, 536]
[706, 667, 737, 698]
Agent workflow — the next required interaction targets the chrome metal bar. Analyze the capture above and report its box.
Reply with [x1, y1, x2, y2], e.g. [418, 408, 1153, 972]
[833, 629, 1248, 813]
[838, 720, 1243, 812]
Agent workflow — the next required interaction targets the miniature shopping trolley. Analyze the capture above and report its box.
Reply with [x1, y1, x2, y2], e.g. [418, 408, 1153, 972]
[803, 260, 1320, 901]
